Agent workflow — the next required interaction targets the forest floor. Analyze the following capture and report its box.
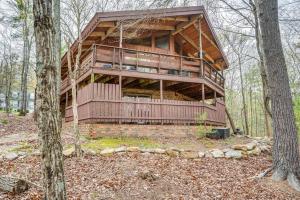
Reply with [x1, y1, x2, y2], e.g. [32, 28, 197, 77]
[0, 112, 300, 199]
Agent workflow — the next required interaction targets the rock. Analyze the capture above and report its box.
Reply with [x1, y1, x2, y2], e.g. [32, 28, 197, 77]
[100, 148, 115, 155]
[259, 145, 271, 152]
[245, 142, 256, 150]
[31, 150, 41, 156]
[127, 147, 140, 152]
[247, 147, 261, 156]
[63, 147, 75, 157]
[232, 144, 248, 151]
[205, 151, 213, 158]
[181, 151, 199, 159]
[166, 149, 179, 157]
[198, 151, 205, 158]
[168, 147, 182, 152]
[225, 150, 242, 159]
[222, 148, 231, 153]
[211, 149, 224, 158]
[114, 146, 127, 153]
[82, 148, 97, 155]
[153, 148, 165, 154]
[5, 152, 18, 161]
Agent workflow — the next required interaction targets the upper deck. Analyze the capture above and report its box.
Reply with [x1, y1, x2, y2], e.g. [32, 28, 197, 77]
[61, 44, 225, 95]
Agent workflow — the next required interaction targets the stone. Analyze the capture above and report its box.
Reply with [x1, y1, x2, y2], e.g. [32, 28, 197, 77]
[31, 150, 41, 156]
[166, 149, 179, 157]
[5, 152, 18, 161]
[139, 170, 159, 181]
[211, 149, 224, 158]
[245, 142, 257, 151]
[225, 150, 242, 159]
[114, 146, 127, 153]
[247, 147, 261, 156]
[232, 144, 248, 151]
[127, 146, 140, 152]
[153, 148, 166, 154]
[181, 151, 199, 159]
[168, 147, 182, 152]
[100, 148, 115, 155]
[198, 151, 205, 158]
[205, 151, 213, 158]
[63, 147, 75, 157]
[82, 148, 97, 155]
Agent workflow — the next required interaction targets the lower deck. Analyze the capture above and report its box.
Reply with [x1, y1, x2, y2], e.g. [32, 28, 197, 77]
[62, 82, 226, 126]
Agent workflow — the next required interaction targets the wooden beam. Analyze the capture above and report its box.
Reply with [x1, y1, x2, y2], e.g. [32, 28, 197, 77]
[89, 32, 105, 37]
[122, 77, 136, 87]
[179, 32, 198, 50]
[198, 16, 204, 77]
[171, 15, 199, 36]
[124, 23, 175, 31]
[161, 16, 189, 22]
[202, 83, 205, 103]
[175, 84, 199, 92]
[97, 21, 115, 28]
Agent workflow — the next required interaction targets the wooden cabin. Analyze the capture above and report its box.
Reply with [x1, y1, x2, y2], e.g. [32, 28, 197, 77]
[60, 6, 229, 126]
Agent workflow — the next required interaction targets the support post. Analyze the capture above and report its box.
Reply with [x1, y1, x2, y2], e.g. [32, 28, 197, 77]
[198, 16, 204, 77]
[119, 75, 122, 124]
[202, 83, 205, 104]
[119, 22, 123, 70]
[160, 79, 163, 125]
[214, 91, 217, 105]
[65, 91, 68, 108]
[91, 73, 95, 83]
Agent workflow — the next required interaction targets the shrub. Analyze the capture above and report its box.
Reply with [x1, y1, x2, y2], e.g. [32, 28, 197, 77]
[195, 112, 212, 138]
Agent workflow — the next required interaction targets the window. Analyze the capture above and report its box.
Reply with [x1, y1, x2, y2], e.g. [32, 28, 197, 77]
[155, 35, 169, 50]
[127, 37, 151, 47]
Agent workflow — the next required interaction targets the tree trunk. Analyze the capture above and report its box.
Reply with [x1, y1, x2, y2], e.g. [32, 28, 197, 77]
[225, 107, 236, 134]
[257, 0, 300, 191]
[0, 176, 29, 194]
[33, 0, 67, 199]
[71, 78, 81, 157]
[238, 55, 249, 135]
[251, 0, 272, 137]
[20, 17, 30, 116]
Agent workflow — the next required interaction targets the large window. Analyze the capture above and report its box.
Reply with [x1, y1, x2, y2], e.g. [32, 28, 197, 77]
[155, 35, 169, 50]
[127, 37, 151, 47]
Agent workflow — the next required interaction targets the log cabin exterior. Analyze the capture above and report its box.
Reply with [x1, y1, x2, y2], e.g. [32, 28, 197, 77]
[60, 6, 229, 126]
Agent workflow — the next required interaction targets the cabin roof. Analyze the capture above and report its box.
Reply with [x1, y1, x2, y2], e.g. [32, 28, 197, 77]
[61, 6, 229, 73]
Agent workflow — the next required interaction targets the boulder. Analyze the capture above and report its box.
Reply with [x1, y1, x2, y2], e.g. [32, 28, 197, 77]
[166, 149, 179, 157]
[232, 144, 248, 151]
[245, 142, 257, 151]
[247, 147, 261, 156]
[114, 146, 127, 153]
[63, 147, 75, 157]
[181, 151, 199, 159]
[225, 150, 242, 159]
[5, 152, 18, 161]
[127, 146, 140, 152]
[82, 148, 97, 155]
[153, 148, 166, 154]
[198, 151, 205, 158]
[100, 148, 115, 155]
[211, 149, 224, 158]
[205, 151, 213, 158]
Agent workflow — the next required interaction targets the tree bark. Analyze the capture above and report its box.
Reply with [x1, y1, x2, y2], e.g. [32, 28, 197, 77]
[0, 176, 29, 194]
[20, 7, 31, 116]
[225, 107, 236, 134]
[33, 0, 67, 199]
[257, 0, 300, 191]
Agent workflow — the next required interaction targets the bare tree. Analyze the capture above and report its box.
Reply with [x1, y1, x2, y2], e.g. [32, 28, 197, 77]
[33, 0, 66, 198]
[257, 0, 300, 191]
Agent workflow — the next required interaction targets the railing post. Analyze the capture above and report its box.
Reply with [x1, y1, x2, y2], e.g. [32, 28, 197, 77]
[202, 83, 205, 104]
[160, 79, 163, 125]
[180, 56, 182, 75]
[119, 75, 122, 124]
[198, 15, 204, 77]
[112, 47, 115, 68]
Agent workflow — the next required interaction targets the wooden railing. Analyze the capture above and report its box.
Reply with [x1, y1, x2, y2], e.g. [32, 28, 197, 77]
[94, 44, 225, 88]
[61, 44, 225, 91]
[65, 83, 226, 125]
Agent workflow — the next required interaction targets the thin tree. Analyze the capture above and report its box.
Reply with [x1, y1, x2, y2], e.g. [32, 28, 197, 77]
[257, 0, 300, 191]
[33, 0, 67, 198]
